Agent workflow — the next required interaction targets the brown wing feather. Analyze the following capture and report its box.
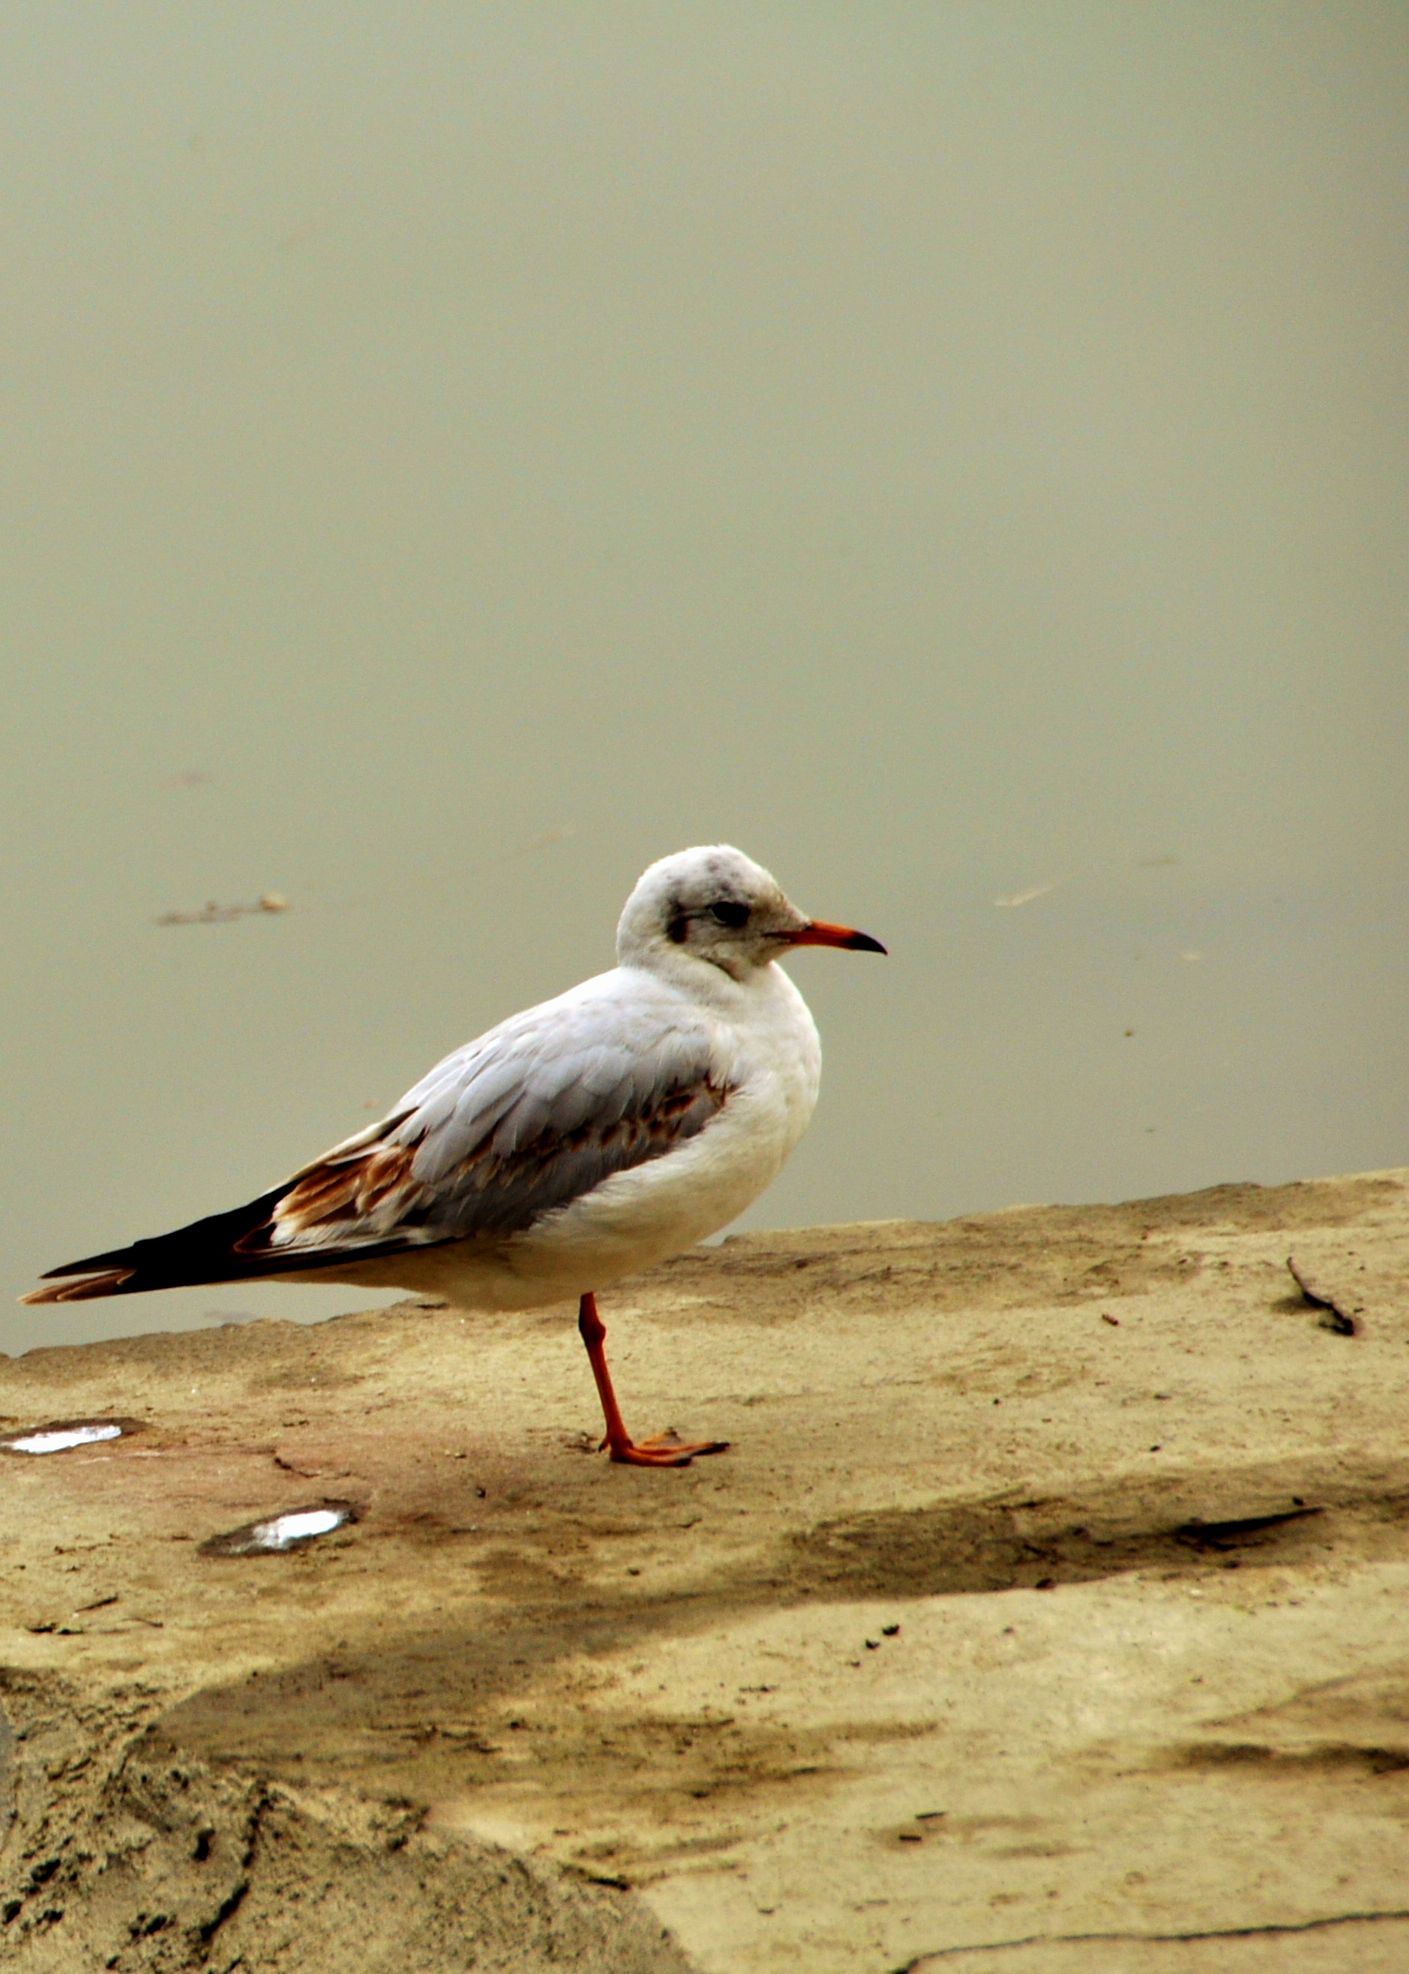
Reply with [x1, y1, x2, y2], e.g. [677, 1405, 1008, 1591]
[273, 1141, 422, 1239]
[23, 1267, 137, 1306]
[269, 1074, 730, 1248]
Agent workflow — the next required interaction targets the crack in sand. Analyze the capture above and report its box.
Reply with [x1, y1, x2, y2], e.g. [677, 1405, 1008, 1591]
[893, 1905, 1409, 1966]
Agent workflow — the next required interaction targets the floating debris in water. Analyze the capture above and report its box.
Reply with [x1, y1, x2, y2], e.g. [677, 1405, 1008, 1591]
[155, 892, 289, 927]
[992, 876, 1071, 909]
[1, 1418, 136, 1455]
[201, 1500, 360, 1557]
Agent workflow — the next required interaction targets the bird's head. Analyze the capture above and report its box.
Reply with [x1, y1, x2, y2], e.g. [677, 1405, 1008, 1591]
[617, 845, 885, 982]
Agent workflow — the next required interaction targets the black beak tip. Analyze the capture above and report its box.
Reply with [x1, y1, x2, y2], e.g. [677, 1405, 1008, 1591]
[848, 930, 887, 955]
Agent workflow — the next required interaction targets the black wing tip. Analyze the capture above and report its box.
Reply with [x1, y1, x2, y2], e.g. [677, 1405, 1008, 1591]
[22, 1182, 295, 1305]
[37, 1248, 138, 1281]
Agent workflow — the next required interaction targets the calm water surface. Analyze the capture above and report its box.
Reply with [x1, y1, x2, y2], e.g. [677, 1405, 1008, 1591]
[5, 7, 1406, 1350]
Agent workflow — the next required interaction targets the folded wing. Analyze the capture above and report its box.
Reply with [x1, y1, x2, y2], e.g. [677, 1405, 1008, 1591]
[25, 993, 730, 1303]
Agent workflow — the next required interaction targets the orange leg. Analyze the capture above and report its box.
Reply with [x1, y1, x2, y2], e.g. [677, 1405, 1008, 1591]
[577, 1292, 729, 1468]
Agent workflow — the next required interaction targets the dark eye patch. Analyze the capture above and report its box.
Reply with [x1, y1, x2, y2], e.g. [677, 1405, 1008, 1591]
[709, 900, 750, 929]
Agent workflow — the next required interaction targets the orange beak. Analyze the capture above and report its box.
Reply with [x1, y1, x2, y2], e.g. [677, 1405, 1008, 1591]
[785, 919, 887, 955]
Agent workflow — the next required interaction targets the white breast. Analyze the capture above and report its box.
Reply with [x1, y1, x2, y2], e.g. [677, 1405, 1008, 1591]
[500, 961, 822, 1297]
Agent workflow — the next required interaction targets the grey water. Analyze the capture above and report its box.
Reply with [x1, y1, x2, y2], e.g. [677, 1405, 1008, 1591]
[5, 5, 1406, 1352]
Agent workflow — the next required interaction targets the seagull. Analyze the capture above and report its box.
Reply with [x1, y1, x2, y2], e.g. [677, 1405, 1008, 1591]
[24, 846, 885, 1466]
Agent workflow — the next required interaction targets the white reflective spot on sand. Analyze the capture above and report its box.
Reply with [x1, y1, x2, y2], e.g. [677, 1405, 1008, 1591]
[200, 1499, 359, 1557]
[7, 1422, 123, 1455]
[251, 1507, 349, 1549]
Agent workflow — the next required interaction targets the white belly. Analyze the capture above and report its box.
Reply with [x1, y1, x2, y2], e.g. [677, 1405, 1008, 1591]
[502, 1077, 803, 1293]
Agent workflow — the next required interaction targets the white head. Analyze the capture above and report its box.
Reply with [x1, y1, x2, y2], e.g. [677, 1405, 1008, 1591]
[617, 845, 885, 982]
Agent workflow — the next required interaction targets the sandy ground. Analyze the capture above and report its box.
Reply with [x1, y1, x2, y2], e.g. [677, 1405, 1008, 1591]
[2, 1171, 1409, 1972]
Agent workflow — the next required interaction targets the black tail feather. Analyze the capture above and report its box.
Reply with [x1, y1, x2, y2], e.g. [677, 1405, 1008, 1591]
[26, 1184, 299, 1303]
[23, 1179, 450, 1306]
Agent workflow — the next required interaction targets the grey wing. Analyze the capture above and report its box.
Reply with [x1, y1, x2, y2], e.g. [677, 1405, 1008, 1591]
[261, 999, 731, 1258]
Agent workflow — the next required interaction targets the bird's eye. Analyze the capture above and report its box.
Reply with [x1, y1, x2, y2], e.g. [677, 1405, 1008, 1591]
[709, 900, 750, 929]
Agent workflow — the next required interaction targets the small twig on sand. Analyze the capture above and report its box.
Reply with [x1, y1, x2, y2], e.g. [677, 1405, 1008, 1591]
[1287, 1256, 1363, 1336]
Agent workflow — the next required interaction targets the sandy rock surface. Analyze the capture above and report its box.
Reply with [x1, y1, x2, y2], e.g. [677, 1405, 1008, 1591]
[3, 1172, 1408, 1972]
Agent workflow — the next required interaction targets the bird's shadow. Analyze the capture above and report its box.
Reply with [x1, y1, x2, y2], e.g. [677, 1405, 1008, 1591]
[146, 1450, 1409, 1801]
